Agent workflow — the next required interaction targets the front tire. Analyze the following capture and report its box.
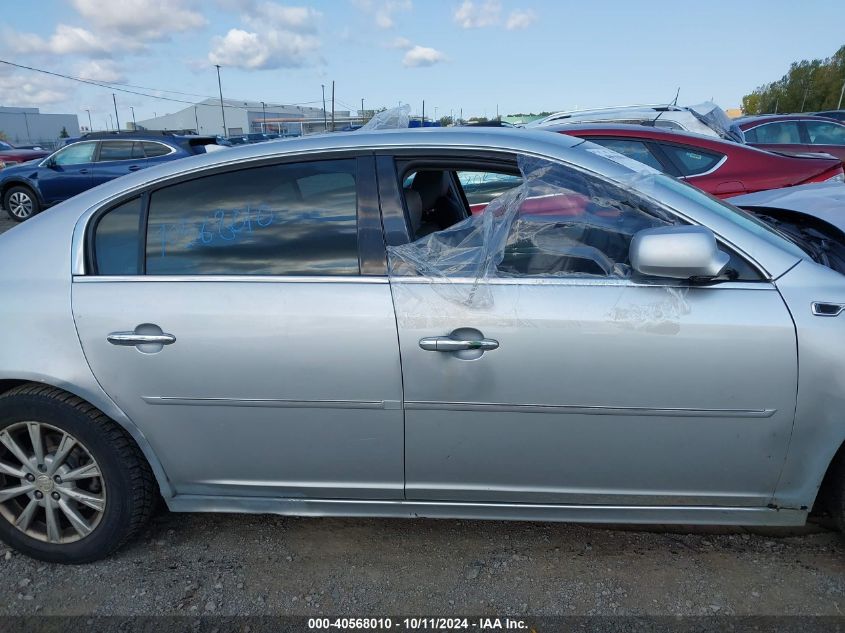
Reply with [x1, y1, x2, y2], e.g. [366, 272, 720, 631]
[0, 385, 156, 563]
[3, 185, 40, 222]
[824, 444, 845, 531]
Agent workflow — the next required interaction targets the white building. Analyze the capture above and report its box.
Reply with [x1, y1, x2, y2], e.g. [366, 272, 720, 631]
[135, 98, 350, 137]
[0, 106, 80, 149]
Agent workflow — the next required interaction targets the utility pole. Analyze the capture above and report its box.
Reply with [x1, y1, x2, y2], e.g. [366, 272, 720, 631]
[422, 100, 425, 126]
[85, 109, 92, 132]
[321, 84, 327, 131]
[130, 106, 136, 129]
[361, 98, 364, 124]
[112, 93, 120, 130]
[838, 74, 845, 109]
[194, 106, 199, 133]
[215, 64, 227, 136]
[331, 80, 335, 132]
[261, 101, 267, 132]
[496, 104, 499, 121]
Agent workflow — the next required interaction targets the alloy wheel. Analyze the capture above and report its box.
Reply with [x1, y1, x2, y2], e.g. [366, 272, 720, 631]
[7, 192, 34, 219]
[0, 421, 106, 544]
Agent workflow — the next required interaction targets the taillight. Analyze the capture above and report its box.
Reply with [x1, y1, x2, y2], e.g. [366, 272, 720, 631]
[803, 166, 845, 184]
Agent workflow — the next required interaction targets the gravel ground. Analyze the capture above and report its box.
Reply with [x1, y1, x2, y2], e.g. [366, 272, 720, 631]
[0, 211, 843, 619]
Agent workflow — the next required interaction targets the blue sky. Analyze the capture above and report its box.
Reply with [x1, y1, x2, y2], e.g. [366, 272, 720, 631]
[1, 0, 843, 127]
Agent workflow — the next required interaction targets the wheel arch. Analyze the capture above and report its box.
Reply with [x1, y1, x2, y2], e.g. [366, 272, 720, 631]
[0, 376, 173, 500]
[1, 179, 44, 207]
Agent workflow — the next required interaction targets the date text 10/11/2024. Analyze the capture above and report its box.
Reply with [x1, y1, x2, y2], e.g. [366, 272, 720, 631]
[308, 618, 531, 630]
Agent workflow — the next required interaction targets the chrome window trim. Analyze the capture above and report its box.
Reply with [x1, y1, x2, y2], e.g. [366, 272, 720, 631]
[678, 153, 728, 179]
[73, 275, 387, 284]
[71, 142, 778, 278]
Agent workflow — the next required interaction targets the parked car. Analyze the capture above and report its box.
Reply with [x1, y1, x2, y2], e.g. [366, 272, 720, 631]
[0, 131, 224, 221]
[541, 123, 844, 198]
[526, 103, 741, 141]
[735, 114, 845, 161]
[0, 128, 844, 563]
[727, 182, 845, 274]
[812, 110, 845, 122]
[0, 140, 50, 169]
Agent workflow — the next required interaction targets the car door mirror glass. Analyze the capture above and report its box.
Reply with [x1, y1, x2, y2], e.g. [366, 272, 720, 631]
[629, 225, 730, 280]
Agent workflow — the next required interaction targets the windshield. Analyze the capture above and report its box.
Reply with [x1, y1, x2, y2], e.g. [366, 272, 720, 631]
[0, 140, 12, 150]
[650, 173, 808, 260]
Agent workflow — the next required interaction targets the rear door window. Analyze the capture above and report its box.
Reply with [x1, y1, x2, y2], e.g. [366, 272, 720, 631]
[804, 121, 845, 145]
[142, 142, 173, 157]
[145, 159, 359, 276]
[584, 138, 664, 171]
[658, 144, 725, 176]
[98, 141, 137, 162]
[745, 122, 802, 144]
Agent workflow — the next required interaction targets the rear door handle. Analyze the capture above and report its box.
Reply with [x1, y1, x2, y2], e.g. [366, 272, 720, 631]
[107, 324, 175, 354]
[128, 165, 142, 172]
[107, 333, 176, 346]
[419, 336, 499, 352]
[79, 169, 89, 174]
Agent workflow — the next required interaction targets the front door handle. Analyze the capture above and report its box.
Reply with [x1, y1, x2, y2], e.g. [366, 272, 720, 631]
[128, 165, 142, 172]
[419, 336, 499, 352]
[107, 333, 176, 346]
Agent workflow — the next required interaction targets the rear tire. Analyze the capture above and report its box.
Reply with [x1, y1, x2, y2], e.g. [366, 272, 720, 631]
[3, 185, 40, 222]
[0, 385, 156, 563]
[824, 445, 845, 531]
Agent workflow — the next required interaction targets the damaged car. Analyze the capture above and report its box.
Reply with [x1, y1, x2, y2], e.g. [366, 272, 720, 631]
[0, 128, 844, 563]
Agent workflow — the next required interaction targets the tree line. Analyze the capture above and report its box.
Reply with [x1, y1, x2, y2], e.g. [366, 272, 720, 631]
[742, 45, 845, 114]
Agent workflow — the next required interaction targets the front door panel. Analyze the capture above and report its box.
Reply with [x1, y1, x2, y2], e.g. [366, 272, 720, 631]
[394, 279, 797, 507]
[73, 278, 404, 500]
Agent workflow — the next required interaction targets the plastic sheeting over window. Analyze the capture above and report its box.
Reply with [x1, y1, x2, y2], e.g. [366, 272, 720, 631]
[360, 105, 411, 131]
[387, 154, 679, 309]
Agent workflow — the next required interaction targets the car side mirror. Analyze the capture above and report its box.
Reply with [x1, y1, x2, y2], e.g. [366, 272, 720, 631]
[629, 226, 730, 280]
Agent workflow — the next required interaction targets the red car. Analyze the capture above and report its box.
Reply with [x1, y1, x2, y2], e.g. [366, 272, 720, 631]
[541, 123, 844, 198]
[734, 114, 845, 162]
[0, 140, 50, 169]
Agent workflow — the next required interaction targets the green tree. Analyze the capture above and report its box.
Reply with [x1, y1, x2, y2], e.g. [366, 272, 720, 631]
[59, 126, 70, 138]
[742, 45, 845, 114]
[438, 115, 454, 127]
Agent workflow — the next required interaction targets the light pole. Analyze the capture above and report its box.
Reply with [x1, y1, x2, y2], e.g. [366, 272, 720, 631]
[261, 101, 267, 133]
[838, 74, 845, 110]
[112, 93, 120, 130]
[215, 64, 227, 136]
[321, 84, 327, 131]
[85, 109, 92, 132]
[194, 106, 199, 134]
[129, 106, 136, 129]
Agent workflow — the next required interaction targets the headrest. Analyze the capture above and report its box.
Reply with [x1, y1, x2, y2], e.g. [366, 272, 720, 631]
[411, 170, 448, 210]
[404, 188, 423, 234]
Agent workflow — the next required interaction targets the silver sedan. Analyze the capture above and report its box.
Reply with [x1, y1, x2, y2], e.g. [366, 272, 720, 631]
[0, 128, 843, 563]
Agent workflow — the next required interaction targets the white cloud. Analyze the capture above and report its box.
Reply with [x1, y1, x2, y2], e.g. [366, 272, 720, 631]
[354, 0, 412, 29]
[8, 0, 207, 59]
[70, 0, 207, 41]
[0, 66, 72, 107]
[506, 8, 536, 30]
[385, 36, 412, 49]
[9, 24, 111, 57]
[75, 59, 127, 83]
[208, 28, 320, 69]
[402, 45, 446, 67]
[207, 2, 323, 70]
[243, 3, 321, 33]
[453, 0, 501, 28]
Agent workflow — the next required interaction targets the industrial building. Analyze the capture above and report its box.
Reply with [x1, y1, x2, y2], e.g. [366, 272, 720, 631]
[135, 98, 354, 137]
[0, 106, 80, 149]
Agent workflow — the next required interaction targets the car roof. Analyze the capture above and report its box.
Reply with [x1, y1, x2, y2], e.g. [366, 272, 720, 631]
[735, 114, 845, 128]
[542, 122, 732, 145]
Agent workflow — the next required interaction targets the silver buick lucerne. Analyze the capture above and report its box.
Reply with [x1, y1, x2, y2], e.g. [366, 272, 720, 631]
[0, 128, 843, 563]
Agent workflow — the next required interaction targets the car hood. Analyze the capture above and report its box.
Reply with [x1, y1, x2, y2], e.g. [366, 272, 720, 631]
[728, 183, 845, 234]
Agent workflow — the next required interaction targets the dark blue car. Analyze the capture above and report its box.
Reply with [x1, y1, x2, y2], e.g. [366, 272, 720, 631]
[1, 132, 224, 221]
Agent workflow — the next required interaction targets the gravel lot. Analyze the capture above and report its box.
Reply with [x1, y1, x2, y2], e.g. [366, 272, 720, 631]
[0, 211, 843, 620]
